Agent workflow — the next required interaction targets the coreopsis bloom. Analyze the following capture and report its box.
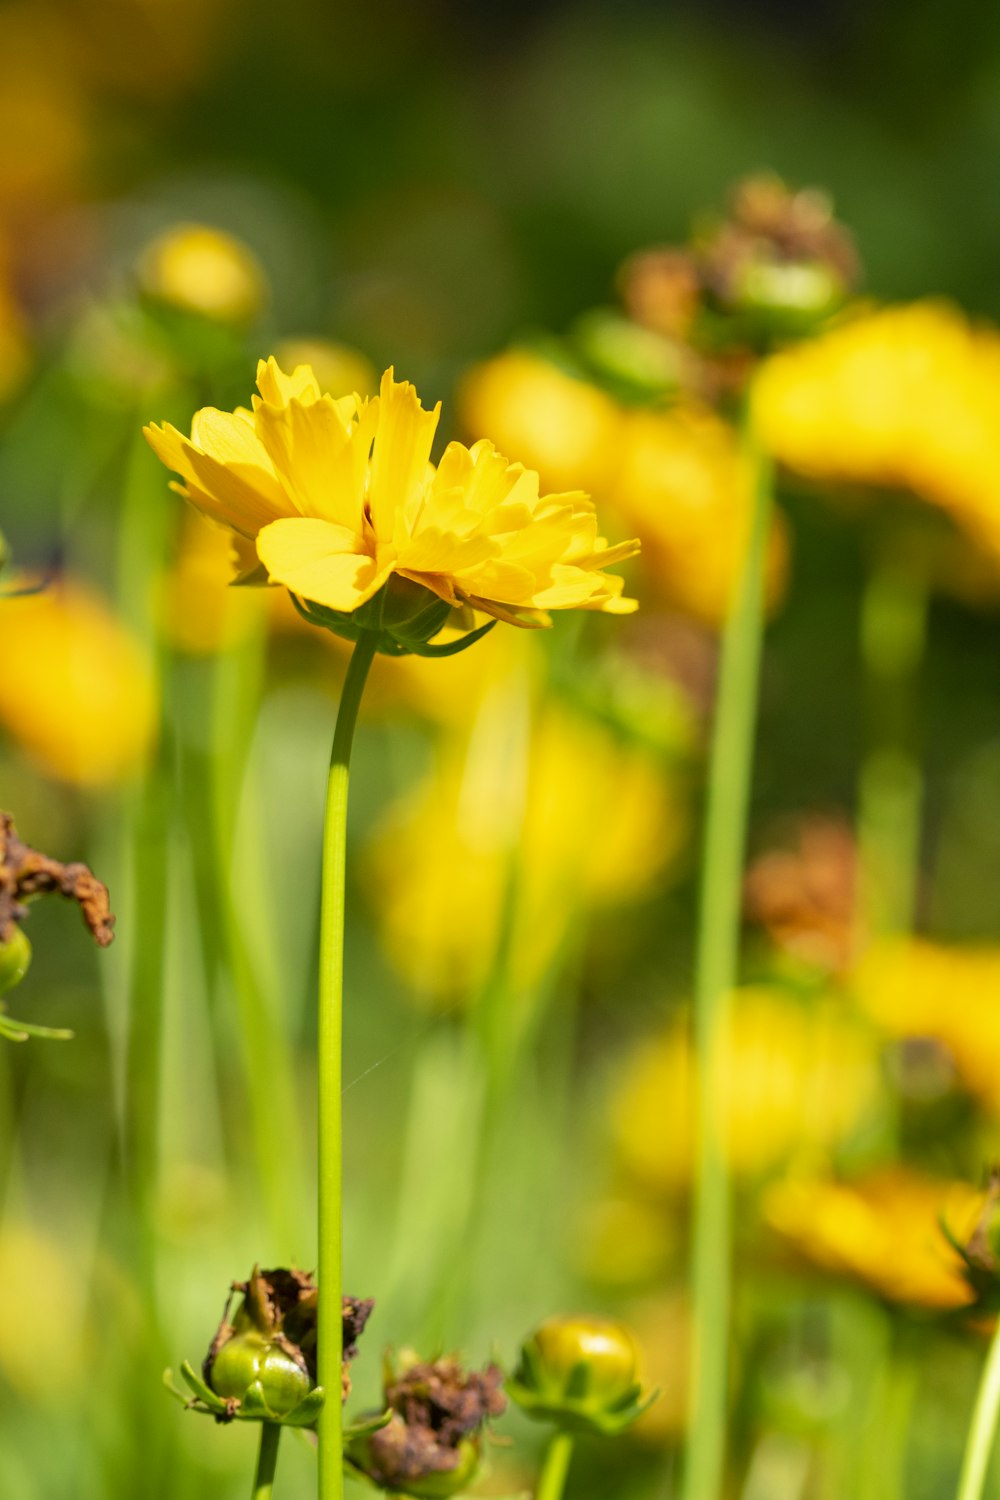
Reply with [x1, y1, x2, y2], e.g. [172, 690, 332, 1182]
[763, 1168, 983, 1310]
[608, 403, 789, 627]
[144, 361, 638, 653]
[754, 301, 1000, 582]
[854, 937, 1000, 1116]
[457, 349, 622, 495]
[612, 988, 879, 1194]
[458, 350, 788, 628]
[366, 698, 685, 1007]
[0, 579, 157, 786]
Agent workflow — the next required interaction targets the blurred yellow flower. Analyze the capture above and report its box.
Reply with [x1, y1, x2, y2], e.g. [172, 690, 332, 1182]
[137, 223, 267, 325]
[755, 301, 1000, 574]
[613, 989, 878, 1193]
[457, 349, 622, 495]
[0, 579, 157, 786]
[367, 700, 683, 1006]
[0, 1224, 90, 1399]
[161, 510, 268, 655]
[609, 404, 789, 627]
[763, 1168, 982, 1310]
[145, 360, 638, 630]
[458, 349, 788, 627]
[854, 937, 1000, 1115]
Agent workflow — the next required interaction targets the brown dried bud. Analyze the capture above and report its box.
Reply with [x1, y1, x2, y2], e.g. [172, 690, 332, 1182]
[744, 816, 858, 975]
[348, 1352, 506, 1497]
[0, 811, 114, 947]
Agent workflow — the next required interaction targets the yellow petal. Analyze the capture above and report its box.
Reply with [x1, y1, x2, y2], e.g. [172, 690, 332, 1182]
[255, 356, 321, 407]
[256, 517, 391, 612]
[368, 368, 440, 538]
[254, 394, 372, 531]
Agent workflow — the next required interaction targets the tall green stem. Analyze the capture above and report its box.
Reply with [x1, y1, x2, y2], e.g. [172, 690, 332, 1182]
[956, 1320, 1000, 1500]
[536, 1431, 575, 1500]
[681, 400, 773, 1500]
[253, 1423, 282, 1500]
[318, 631, 378, 1500]
[857, 559, 928, 940]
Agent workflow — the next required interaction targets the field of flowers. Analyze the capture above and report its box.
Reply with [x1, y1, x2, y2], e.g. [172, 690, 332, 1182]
[5, 2, 1000, 1498]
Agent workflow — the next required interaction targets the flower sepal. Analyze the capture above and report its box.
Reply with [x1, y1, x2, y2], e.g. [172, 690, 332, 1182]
[291, 585, 497, 659]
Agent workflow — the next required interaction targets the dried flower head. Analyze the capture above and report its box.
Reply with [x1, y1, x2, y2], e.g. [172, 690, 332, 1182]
[0, 811, 114, 948]
[348, 1351, 506, 1497]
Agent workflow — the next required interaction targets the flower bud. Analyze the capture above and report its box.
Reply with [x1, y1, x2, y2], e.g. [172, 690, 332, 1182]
[507, 1315, 656, 1436]
[208, 1331, 312, 1417]
[175, 1266, 373, 1427]
[0, 926, 30, 995]
[137, 224, 266, 326]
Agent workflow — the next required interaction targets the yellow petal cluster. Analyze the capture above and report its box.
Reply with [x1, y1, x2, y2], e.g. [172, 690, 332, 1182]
[612, 989, 879, 1192]
[763, 1168, 982, 1309]
[608, 405, 789, 627]
[854, 936, 1000, 1115]
[459, 350, 787, 628]
[366, 694, 684, 1007]
[0, 578, 157, 786]
[144, 360, 638, 631]
[755, 301, 1000, 572]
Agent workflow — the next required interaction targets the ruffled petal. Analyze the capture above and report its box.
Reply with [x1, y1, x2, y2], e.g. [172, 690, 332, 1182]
[256, 517, 392, 612]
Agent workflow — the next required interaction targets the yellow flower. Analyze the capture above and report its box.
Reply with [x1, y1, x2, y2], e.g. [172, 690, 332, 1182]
[457, 349, 622, 495]
[754, 301, 1000, 576]
[613, 988, 879, 1193]
[763, 1168, 982, 1310]
[160, 510, 268, 655]
[145, 361, 638, 646]
[366, 692, 683, 1007]
[854, 937, 1000, 1115]
[609, 403, 789, 627]
[0, 579, 157, 786]
[137, 223, 267, 325]
[458, 349, 789, 628]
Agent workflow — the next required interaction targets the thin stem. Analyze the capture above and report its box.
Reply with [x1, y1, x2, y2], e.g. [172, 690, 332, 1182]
[956, 1319, 1000, 1500]
[253, 1423, 282, 1500]
[681, 397, 773, 1500]
[317, 631, 378, 1500]
[536, 1431, 575, 1500]
[857, 559, 928, 940]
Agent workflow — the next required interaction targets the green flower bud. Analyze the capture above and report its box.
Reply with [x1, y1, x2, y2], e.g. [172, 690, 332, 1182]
[507, 1315, 657, 1436]
[208, 1331, 311, 1417]
[0, 927, 31, 995]
[171, 1266, 373, 1428]
[725, 258, 847, 340]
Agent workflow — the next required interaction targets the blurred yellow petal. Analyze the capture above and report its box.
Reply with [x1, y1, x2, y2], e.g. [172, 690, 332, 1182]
[0, 579, 157, 786]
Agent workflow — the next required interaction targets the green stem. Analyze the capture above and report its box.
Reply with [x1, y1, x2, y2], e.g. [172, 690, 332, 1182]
[956, 1320, 1000, 1500]
[317, 631, 378, 1500]
[536, 1431, 575, 1500]
[253, 1422, 282, 1500]
[857, 559, 928, 940]
[681, 399, 773, 1500]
